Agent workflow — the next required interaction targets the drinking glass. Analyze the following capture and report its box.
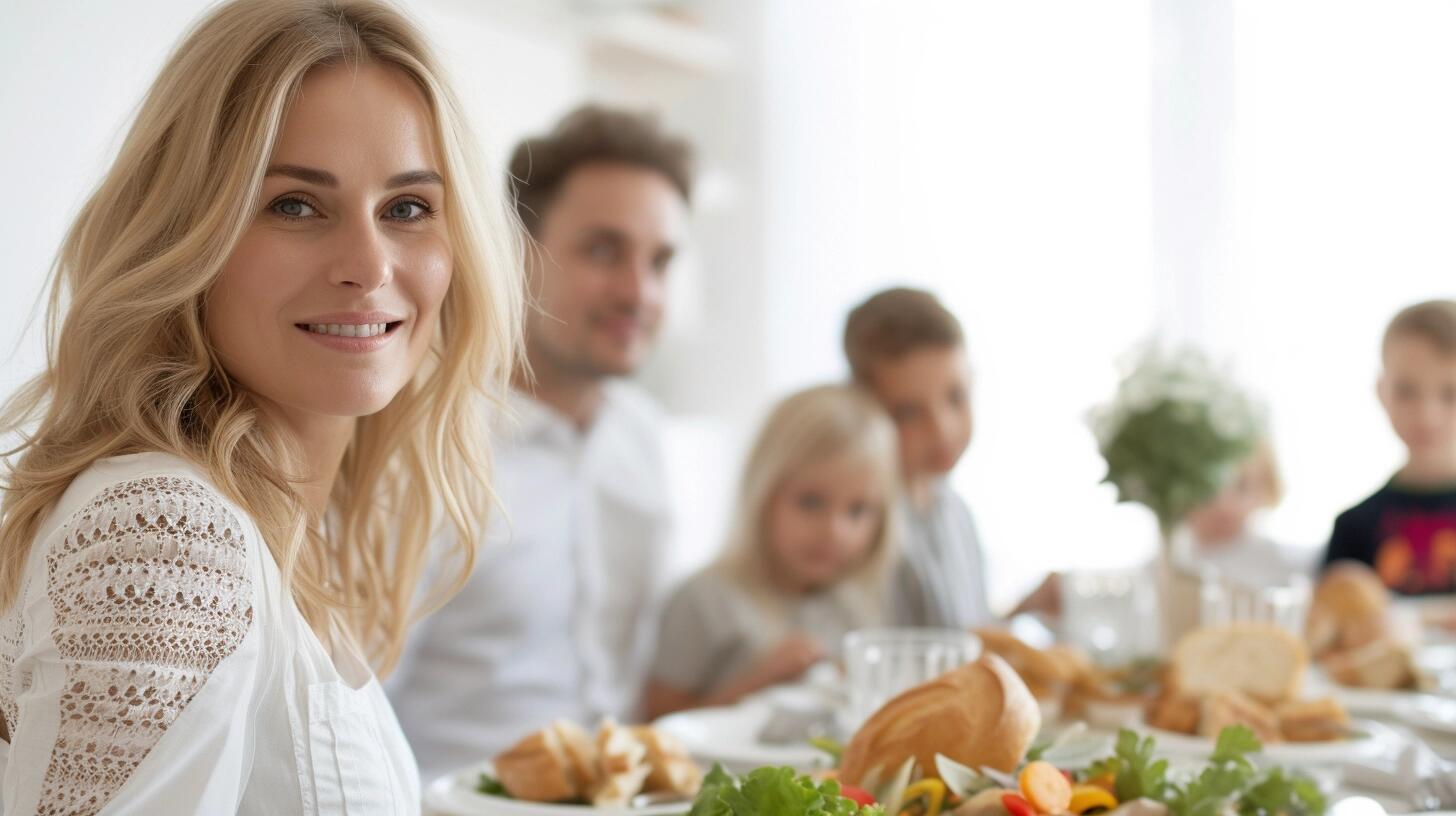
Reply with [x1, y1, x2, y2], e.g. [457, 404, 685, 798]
[841, 627, 981, 731]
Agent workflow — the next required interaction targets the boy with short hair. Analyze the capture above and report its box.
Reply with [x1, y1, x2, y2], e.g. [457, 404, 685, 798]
[844, 288, 1057, 626]
[1324, 300, 1456, 594]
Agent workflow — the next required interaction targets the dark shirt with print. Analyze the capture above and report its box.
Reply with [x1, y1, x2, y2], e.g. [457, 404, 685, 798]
[1322, 478, 1456, 595]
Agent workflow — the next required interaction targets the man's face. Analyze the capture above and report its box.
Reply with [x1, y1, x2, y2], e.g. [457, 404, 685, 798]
[526, 162, 688, 379]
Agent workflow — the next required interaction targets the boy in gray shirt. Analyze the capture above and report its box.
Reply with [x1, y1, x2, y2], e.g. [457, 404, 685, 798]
[843, 288, 1058, 626]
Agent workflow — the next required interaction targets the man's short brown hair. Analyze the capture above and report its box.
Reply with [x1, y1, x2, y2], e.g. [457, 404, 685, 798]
[507, 104, 693, 236]
[843, 287, 965, 382]
[1384, 299, 1456, 357]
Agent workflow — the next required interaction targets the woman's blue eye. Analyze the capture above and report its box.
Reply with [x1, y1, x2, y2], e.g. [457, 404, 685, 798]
[388, 201, 428, 220]
[273, 198, 316, 219]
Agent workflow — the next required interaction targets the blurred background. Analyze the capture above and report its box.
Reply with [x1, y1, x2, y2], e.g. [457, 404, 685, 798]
[5, 0, 1456, 610]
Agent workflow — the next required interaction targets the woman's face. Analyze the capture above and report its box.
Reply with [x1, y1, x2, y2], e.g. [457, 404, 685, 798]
[765, 454, 885, 592]
[207, 62, 451, 421]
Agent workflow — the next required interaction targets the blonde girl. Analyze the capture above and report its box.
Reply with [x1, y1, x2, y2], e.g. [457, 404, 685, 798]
[643, 384, 900, 718]
[0, 1, 521, 812]
[1177, 440, 1306, 587]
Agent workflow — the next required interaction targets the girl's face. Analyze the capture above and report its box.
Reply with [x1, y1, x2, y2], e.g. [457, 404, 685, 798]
[1186, 456, 1273, 546]
[206, 61, 451, 422]
[765, 454, 885, 591]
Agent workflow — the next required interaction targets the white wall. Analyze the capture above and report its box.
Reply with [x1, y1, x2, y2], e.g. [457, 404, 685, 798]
[1225, 0, 1456, 547]
[2, 0, 209, 398]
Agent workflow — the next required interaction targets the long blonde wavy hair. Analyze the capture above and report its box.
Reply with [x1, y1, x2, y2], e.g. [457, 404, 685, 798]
[715, 384, 901, 629]
[0, 0, 523, 675]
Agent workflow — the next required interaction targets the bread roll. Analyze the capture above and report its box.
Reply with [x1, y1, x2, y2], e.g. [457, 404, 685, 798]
[976, 628, 1080, 689]
[1308, 563, 1389, 654]
[494, 726, 580, 802]
[1276, 697, 1349, 742]
[1145, 692, 1200, 735]
[1321, 637, 1416, 690]
[1200, 691, 1281, 744]
[553, 720, 601, 793]
[632, 726, 703, 796]
[1171, 623, 1307, 703]
[592, 765, 652, 808]
[596, 718, 647, 775]
[840, 654, 1041, 786]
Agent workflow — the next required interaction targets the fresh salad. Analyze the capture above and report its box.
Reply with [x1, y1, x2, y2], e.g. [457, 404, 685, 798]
[687, 766, 885, 816]
[684, 726, 1326, 816]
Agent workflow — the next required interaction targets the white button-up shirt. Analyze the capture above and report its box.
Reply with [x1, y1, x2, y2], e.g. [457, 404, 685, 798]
[388, 382, 671, 780]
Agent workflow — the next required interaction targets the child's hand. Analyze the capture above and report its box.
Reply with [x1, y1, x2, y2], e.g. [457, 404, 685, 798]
[1012, 573, 1063, 618]
[752, 633, 826, 686]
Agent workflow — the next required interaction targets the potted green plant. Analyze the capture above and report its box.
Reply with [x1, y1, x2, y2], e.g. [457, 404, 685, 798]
[1088, 343, 1265, 642]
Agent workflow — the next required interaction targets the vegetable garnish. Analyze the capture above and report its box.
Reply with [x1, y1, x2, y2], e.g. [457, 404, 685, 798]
[901, 778, 947, 816]
[475, 773, 510, 798]
[683, 726, 1325, 815]
[812, 736, 847, 766]
[1083, 726, 1327, 816]
[1082, 730, 1169, 803]
[687, 764, 886, 815]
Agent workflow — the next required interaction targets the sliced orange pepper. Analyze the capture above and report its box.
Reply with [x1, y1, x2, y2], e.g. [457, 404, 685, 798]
[1018, 761, 1072, 814]
[1068, 785, 1119, 814]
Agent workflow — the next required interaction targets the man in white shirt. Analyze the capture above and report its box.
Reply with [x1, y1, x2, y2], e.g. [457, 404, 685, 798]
[388, 106, 693, 777]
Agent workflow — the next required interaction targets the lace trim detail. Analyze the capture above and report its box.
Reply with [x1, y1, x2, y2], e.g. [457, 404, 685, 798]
[0, 588, 21, 738]
[36, 475, 254, 816]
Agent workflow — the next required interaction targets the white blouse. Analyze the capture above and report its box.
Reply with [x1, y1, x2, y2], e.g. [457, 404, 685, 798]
[0, 452, 419, 815]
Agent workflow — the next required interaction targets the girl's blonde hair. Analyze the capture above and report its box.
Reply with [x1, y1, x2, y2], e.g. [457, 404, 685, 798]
[1249, 439, 1284, 508]
[715, 384, 901, 624]
[0, 0, 523, 675]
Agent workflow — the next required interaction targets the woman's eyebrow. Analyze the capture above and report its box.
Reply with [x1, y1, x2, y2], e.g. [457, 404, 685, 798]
[263, 165, 442, 189]
[387, 169, 443, 189]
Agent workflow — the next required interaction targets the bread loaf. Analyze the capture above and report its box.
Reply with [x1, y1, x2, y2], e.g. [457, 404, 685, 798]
[1171, 623, 1307, 703]
[840, 654, 1041, 785]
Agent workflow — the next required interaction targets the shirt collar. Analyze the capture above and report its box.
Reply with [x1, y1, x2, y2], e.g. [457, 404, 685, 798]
[506, 386, 625, 448]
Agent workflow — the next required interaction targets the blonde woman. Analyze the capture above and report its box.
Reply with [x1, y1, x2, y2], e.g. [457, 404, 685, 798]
[0, 1, 521, 812]
[643, 385, 901, 719]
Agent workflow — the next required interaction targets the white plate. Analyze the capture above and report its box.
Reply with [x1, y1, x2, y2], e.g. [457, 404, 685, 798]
[1306, 648, 1456, 716]
[1305, 668, 1424, 717]
[423, 762, 688, 816]
[653, 700, 826, 772]
[1393, 694, 1456, 736]
[1324, 685, 1425, 718]
[1135, 718, 1395, 765]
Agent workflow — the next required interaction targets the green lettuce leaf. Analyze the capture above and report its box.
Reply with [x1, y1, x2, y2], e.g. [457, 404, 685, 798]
[687, 764, 885, 816]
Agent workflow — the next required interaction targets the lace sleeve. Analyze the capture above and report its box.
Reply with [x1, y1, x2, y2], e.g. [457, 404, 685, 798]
[38, 475, 255, 816]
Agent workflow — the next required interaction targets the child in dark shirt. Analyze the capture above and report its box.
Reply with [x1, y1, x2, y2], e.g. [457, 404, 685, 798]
[1324, 300, 1456, 594]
